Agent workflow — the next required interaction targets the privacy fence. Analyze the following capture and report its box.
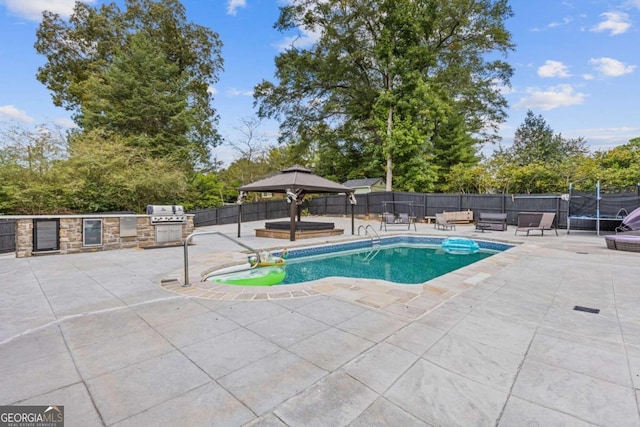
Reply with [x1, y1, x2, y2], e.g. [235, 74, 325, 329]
[190, 191, 575, 229]
[191, 189, 640, 232]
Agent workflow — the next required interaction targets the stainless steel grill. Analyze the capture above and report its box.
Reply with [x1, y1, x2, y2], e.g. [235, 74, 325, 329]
[146, 205, 186, 224]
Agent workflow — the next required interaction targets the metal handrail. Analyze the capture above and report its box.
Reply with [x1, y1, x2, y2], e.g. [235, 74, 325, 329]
[183, 231, 260, 287]
[357, 224, 381, 262]
[358, 224, 380, 244]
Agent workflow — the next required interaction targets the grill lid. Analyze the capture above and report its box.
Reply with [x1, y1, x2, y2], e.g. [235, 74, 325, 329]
[147, 205, 186, 224]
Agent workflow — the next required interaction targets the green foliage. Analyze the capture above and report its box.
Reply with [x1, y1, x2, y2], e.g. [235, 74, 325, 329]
[591, 139, 640, 189]
[61, 130, 189, 213]
[35, 0, 223, 171]
[0, 124, 68, 214]
[442, 163, 495, 193]
[184, 173, 223, 210]
[508, 110, 589, 166]
[488, 110, 592, 193]
[0, 124, 196, 214]
[255, 0, 514, 191]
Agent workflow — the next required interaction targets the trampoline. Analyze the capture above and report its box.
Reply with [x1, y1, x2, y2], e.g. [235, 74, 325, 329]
[567, 181, 640, 235]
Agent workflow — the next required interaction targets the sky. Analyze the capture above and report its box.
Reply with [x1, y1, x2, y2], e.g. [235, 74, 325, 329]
[0, 0, 639, 166]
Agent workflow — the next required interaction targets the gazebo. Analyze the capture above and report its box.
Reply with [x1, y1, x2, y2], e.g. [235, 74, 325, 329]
[236, 165, 357, 241]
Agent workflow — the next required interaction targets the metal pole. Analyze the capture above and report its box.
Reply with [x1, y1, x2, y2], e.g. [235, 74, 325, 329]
[290, 200, 296, 241]
[351, 203, 355, 235]
[183, 231, 260, 287]
[596, 181, 601, 236]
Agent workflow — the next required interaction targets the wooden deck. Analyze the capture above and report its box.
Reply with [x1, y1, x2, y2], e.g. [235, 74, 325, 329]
[255, 228, 344, 239]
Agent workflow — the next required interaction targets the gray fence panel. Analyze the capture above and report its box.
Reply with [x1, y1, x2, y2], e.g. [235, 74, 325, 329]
[0, 219, 16, 253]
[365, 192, 395, 214]
[191, 192, 579, 229]
[426, 194, 460, 216]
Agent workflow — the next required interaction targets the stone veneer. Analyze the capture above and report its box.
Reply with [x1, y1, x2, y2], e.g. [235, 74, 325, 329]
[13, 215, 194, 258]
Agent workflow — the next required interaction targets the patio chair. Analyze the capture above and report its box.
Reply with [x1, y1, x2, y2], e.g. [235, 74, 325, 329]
[516, 212, 557, 236]
[538, 213, 558, 236]
[435, 213, 455, 231]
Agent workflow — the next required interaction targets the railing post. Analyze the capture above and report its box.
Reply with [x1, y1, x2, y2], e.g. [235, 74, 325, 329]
[183, 231, 260, 287]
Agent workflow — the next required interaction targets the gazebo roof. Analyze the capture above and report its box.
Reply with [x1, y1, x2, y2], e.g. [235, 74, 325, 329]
[238, 165, 353, 194]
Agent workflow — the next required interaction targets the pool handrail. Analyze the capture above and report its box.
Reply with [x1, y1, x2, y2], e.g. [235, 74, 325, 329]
[357, 224, 381, 261]
[183, 231, 261, 287]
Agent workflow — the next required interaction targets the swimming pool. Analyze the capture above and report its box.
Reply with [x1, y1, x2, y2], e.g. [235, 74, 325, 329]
[275, 236, 511, 285]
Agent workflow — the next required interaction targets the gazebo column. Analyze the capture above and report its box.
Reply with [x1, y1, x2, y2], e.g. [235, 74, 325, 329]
[236, 191, 247, 238]
[348, 192, 357, 235]
[289, 198, 296, 241]
[351, 203, 355, 235]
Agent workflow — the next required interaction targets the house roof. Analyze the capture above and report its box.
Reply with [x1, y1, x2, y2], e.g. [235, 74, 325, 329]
[342, 178, 384, 189]
[238, 165, 354, 194]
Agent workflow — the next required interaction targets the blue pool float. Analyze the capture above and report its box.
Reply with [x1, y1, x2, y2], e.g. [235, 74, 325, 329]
[440, 238, 480, 255]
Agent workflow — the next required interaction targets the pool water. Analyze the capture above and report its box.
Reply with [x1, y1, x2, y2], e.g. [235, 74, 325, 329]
[279, 244, 494, 285]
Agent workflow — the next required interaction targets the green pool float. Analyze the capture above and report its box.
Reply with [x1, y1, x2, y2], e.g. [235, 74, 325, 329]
[211, 266, 286, 286]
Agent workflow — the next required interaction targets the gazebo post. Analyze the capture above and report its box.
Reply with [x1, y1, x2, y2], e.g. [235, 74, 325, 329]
[237, 204, 242, 238]
[351, 203, 355, 235]
[290, 199, 296, 241]
[236, 191, 246, 238]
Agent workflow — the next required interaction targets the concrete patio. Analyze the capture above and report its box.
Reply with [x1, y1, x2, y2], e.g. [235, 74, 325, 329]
[1, 216, 639, 426]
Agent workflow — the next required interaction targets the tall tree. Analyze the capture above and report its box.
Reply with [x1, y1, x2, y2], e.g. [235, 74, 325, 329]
[34, 0, 223, 170]
[255, 0, 514, 191]
[509, 110, 589, 166]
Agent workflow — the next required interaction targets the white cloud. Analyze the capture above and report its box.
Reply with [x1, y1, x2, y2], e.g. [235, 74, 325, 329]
[548, 16, 573, 28]
[590, 57, 635, 76]
[1, 0, 96, 21]
[537, 60, 571, 78]
[53, 117, 76, 128]
[575, 126, 640, 151]
[583, 74, 595, 80]
[207, 86, 218, 95]
[0, 105, 34, 122]
[591, 11, 630, 35]
[226, 0, 246, 16]
[227, 88, 253, 97]
[515, 84, 586, 110]
[625, 0, 640, 9]
[275, 26, 322, 51]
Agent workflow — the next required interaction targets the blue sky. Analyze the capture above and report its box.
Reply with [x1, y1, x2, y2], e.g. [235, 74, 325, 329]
[0, 0, 638, 166]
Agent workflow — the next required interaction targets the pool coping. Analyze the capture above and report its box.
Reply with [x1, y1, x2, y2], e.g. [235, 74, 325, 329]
[160, 235, 525, 321]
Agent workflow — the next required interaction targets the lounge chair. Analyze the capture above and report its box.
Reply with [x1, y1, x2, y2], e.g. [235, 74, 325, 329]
[435, 213, 455, 231]
[515, 212, 558, 236]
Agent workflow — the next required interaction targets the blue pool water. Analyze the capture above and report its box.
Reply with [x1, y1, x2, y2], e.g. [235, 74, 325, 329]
[276, 236, 511, 285]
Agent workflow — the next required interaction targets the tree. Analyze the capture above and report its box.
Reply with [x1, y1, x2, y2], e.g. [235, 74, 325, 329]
[61, 130, 189, 212]
[442, 162, 495, 193]
[255, 0, 514, 191]
[509, 110, 588, 166]
[34, 0, 223, 170]
[0, 123, 68, 214]
[432, 112, 480, 190]
[592, 138, 640, 188]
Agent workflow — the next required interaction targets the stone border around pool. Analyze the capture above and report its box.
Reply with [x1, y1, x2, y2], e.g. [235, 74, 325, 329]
[160, 236, 529, 321]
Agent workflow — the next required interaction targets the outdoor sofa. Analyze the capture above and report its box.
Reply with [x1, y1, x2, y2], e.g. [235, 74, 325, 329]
[604, 234, 640, 252]
[476, 212, 507, 231]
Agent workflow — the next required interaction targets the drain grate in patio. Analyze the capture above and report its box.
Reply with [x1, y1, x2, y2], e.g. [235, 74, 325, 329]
[573, 305, 600, 314]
